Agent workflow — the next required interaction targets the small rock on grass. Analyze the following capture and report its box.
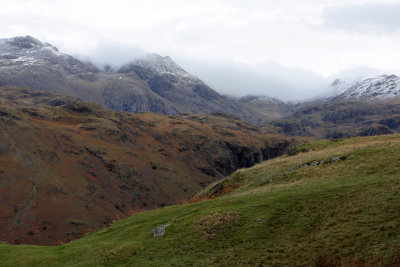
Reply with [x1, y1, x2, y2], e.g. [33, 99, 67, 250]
[153, 224, 170, 237]
[331, 156, 340, 162]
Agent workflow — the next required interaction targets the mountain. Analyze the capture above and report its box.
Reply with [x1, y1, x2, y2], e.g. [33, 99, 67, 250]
[261, 75, 400, 138]
[116, 54, 258, 121]
[235, 95, 292, 122]
[327, 78, 359, 98]
[2, 134, 400, 266]
[0, 86, 290, 245]
[0, 36, 105, 102]
[268, 100, 399, 138]
[0, 36, 259, 123]
[328, 74, 400, 101]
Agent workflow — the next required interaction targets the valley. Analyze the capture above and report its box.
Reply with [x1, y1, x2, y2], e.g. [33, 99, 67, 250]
[1, 134, 400, 266]
[0, 86, 290, 245]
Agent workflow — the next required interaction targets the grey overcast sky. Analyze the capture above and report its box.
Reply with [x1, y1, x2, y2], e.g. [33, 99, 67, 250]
[1, 0, 400, 100]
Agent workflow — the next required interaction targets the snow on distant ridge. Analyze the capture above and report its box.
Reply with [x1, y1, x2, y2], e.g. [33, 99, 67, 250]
[328, 74, 400, 101]
[0, 36, 68, 64]
[136, 54, 182, 71]
[0, 35, 98, 77]
[118, 53, 196, 80]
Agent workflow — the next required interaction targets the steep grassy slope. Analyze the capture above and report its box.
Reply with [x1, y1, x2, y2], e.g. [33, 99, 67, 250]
[0, 86, 289, 245]
[2, 134, 400, 266]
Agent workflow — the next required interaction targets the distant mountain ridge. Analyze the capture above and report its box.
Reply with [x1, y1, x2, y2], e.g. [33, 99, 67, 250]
[0, 36, 259, 123]
[3, 36, 400, 130]
[260, 75, 400, 139]
[328, 74, 400, 101]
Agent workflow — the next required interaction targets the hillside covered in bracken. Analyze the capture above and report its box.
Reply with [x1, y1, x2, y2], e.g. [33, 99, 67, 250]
[0, 86, 291, 245]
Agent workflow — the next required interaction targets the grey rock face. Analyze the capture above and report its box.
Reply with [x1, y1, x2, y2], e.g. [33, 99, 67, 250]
[153, 224, 170, 237]
[358, 124, 393, 137]
[117, 54, 257, 121]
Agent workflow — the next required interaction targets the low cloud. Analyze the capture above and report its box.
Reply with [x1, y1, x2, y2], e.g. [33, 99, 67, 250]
[175, 58, 331, 101]
[76, 41, 332, 101]
[335, 66, 386, 81]
[75, 40, 394, 102]
[322, 3, 400, 33]
[75, 40, 147, 69]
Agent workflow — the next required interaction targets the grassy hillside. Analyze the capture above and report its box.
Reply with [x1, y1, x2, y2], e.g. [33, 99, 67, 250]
[2, 134, 400, 266]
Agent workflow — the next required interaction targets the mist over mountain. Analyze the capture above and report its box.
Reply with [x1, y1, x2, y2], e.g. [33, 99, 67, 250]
[175, 59, 330, 101]
[78, 45, 331, 101]
[0, 36, 262, 123]
[76, 41, 396, 102]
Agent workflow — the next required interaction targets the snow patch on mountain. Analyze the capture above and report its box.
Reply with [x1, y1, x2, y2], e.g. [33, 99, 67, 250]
[328, 79, 359, 97]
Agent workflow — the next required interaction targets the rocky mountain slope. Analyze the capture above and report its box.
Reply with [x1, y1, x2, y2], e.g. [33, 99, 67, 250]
[0, 86, 290, 245]
[268, 100, 400, 138]
[260, 75, 400, 138]
[228, 95, 292, 122]
[0, 36, 259, 122]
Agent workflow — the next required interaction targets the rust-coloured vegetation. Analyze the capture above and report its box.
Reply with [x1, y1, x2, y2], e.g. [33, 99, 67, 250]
[0, 86, 291, 245]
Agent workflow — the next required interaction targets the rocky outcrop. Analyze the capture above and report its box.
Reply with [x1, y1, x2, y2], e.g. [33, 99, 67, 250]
[283, 154, 355, 176]
[379, 117, 400, 130]
[358, 124, 393, 136]
[208, 140, 291, 177]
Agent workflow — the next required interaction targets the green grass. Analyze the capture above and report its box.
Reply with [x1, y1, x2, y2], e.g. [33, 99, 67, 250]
[2, 134, 400, 266]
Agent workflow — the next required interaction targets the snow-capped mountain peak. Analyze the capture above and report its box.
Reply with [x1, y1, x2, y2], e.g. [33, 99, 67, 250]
[0, 35, 98, 80]
[0, 36, 61, 55]
[118, 53, 193, 79]
[328, 74, 400, 101]
[135, 54, 184, 73]
[0, 36, 68, 65]
[6, 36, 42, 48]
